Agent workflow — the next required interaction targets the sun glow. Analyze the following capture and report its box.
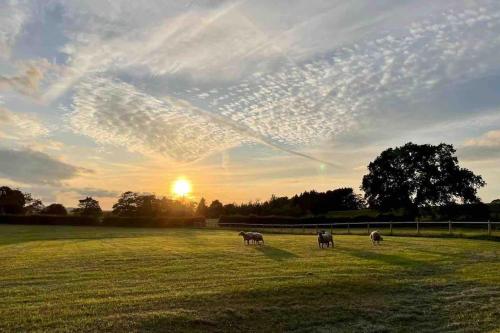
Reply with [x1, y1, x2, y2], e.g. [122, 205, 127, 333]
[172, 178, 192, 197]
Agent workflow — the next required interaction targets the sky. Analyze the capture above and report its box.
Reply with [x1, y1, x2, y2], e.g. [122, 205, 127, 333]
[1, 0, 500, 209]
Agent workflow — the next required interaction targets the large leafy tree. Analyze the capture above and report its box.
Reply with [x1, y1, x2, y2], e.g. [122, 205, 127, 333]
[0, 186, 26, 214]
[74, 197, 103, 217]
[361, 143, 485, 213]
[112, 191, 140, 216]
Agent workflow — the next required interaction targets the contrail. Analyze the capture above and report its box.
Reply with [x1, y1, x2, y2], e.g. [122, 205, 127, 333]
[162, 96, 339, 168]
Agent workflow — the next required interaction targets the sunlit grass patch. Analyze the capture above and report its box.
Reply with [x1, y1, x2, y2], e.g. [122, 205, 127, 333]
[0, 225, 498, 332]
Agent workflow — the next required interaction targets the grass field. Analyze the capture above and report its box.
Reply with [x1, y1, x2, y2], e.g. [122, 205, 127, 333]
[0, 225, 499, 332]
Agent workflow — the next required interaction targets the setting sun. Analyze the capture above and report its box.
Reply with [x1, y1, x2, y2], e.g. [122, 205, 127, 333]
[172, 178, 191, 197]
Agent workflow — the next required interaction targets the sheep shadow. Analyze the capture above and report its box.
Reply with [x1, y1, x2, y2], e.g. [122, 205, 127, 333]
[254, 245, 298, 261]
[338, 247, 427, 269]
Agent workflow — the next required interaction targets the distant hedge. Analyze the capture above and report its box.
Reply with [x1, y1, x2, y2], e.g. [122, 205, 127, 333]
[219, 214, 497, 227]
[219, 214, 411, 226]
[0, 215, 205, 228]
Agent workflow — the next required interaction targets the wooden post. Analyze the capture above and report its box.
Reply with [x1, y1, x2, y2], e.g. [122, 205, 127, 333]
[330, 224, 333, 235]
[390, 222, 393, 235]
[417, 220, 420, 234]
[302, 224, 305, 234]
[367, 223, 370, 235]
[488, 220, 491, 236]
[448, 220, 452, 234]
[347, 223, 350, 234]
[315, 225, 318, 234]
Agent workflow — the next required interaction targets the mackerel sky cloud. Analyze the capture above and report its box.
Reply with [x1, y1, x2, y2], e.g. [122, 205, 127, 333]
[1, 0, 499, 207]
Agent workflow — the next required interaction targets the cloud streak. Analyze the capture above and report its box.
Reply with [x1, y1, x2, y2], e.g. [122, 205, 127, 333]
[0, 148, 90, 185]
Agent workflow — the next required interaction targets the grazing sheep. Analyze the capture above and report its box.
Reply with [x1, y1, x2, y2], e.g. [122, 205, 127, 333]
[250, 232, 264, 245]
[239, 231, 253, 245]
[238, 231, 264, 245]
[317, 230, 334, 248]
[370, 230, 383, 245]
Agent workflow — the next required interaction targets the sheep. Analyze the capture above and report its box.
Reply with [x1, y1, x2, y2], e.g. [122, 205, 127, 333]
[239, 231, 253, 245]
[250, 232, 264, 245]
[238, 231, 264, 245]
[317, 230, 334, 248]
[370, 230, 383, 245]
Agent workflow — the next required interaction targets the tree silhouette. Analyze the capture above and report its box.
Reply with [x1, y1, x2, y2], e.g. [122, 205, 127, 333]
[74, 197, 102, 217]
[0, 186, 26, 214]
[207, 200, 224, 218]
[361, 143, 485, 214]
[112, 191, 139, 216]
[111, 191, 195, 217]
[42, 203, 68, 215]
[24, 193, 45, 215]
[195, 198, 208, 216]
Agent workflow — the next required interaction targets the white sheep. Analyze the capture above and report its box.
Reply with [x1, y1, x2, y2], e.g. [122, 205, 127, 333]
[238, 231, 264, 245]
[317, 230, 334, 248]
[370, 230, 383, 245]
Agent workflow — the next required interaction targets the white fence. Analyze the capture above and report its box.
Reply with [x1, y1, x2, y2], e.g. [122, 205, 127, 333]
[218, 221, 499, 236]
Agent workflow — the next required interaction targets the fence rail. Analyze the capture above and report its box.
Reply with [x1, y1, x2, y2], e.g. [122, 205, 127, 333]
[218, 221, 499, 236]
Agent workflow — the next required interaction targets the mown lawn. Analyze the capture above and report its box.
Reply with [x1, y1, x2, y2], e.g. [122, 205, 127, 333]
[0, 225, 499, 332]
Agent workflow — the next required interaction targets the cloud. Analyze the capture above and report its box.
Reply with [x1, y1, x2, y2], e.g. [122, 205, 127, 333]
[0, 148, 90, 185]
[68, 76, 246, 162]
[64, 187, 119, 198]
[464, 130, 500, 147]
[61, 2, 500, 164]
[0, 106, 49, 139]
[0, 60, 56, 97]
[459, 129, 500, 161]
[0, 0, 29, 58]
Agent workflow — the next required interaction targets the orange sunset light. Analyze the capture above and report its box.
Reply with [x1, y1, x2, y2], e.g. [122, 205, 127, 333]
[172, 178, 192, 197]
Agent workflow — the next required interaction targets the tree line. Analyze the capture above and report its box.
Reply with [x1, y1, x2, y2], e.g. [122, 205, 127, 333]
[1, 143, 496, 220]
[195, 187, 364, 218]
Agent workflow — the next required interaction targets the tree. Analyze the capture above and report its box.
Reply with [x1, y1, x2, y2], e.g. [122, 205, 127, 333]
[112, 191, 139, 216]
[291, 188, 364, 214]
[23, 193, 45, 215]
[207, 200, 224, 218]
[361, 143, 485, 214]
[0, 186, 26, 214]
[74, 197, 102, 217]
[112, 191, 195, 217]
[195, 198, 208, 216]
[42, 203, 68, 215]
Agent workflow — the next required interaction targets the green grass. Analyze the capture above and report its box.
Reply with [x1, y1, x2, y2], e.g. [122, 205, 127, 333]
[0, 225, 499, 332]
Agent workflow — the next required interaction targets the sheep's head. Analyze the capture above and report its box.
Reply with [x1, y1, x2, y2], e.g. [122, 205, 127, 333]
[238, 231, 246, 236]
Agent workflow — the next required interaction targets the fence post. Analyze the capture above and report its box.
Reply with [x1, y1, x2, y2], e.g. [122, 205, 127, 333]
[302, 224, 305, 234]
[316, 225, 318, 234]
[488, 220, 491, 236]
[448, 220, 452, 235]
[347, 223, 350, 234]
[390, 222, 393, 235]
[330, 224, 333, 235]
[417, 220, 420, 234]
[367, 223, 370, 235]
